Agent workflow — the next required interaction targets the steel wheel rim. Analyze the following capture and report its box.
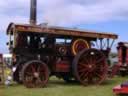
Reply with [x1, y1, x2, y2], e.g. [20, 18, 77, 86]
[74, 49, 108, 85]
[23, 61, 49, 88]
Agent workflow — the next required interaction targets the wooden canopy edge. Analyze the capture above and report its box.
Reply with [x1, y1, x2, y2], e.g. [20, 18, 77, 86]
[7, 23, 118, 39]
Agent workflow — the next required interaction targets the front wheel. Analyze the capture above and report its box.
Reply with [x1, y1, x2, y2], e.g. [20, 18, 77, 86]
[21, 60, 49, 88]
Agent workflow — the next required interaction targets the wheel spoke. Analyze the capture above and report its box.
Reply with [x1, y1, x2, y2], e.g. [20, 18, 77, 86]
[96, 57, 105, 64]
[78, 68, 87, 73]
[95, 72, 102, 79]
[91, 55, 97, 64]
[25, 76, 34, 84]
[25, 72, 33, 76]
[90, 58, 94, 66]
[30, 64, 36, 73]
[87, 73, 93, 83]
[79, 71, 86, 78]
[35, 77, 43, 87]
[37, 65, 41, 72]
[82, 71, 89, 80]
[78, 63, 87, 68]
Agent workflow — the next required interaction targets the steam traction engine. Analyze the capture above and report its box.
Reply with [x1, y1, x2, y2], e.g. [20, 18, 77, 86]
[113, 42, 128, 96]
[111, 42, 128, 77]
[6, 0, 118, 88]
[6, 24, 118, 88]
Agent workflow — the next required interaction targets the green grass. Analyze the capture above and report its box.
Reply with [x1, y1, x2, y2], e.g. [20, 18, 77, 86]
[1, 76, 128, 96]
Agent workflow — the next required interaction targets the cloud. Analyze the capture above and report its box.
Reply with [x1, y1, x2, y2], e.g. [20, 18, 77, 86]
[0, 0, 128, 53]
[39, 0, 128, 26]
[1, 0, 128, 26]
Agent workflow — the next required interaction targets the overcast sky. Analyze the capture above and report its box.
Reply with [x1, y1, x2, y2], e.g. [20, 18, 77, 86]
[0, 0, 128, 53]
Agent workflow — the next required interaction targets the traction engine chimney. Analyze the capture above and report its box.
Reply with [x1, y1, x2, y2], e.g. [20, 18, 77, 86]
[30, 0, 37, 25]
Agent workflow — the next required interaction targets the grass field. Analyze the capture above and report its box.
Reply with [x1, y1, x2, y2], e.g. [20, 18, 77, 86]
[1, 76, 128, 96]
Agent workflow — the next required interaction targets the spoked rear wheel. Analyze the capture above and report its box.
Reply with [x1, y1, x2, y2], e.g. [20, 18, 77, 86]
[73, 48, 108, 85]
[21, 60, 49, 88]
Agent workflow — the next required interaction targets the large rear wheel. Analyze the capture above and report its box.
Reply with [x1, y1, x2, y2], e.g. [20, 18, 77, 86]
[73, 48, 108, 85]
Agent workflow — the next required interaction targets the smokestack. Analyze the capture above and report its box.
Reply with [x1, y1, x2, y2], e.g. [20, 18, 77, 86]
[30, 0, 37, 25]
